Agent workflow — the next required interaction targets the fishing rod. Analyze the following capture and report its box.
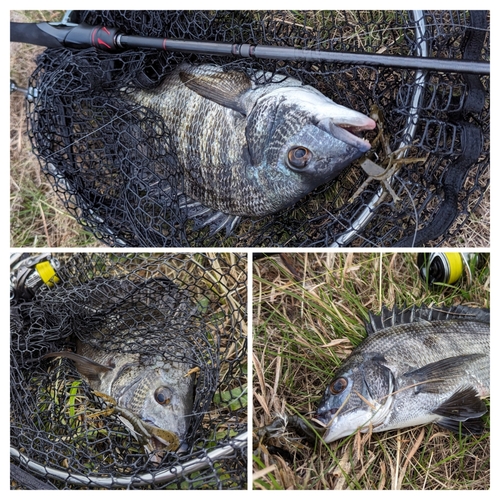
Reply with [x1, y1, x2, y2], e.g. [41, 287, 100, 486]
[10, 21, 490, 75]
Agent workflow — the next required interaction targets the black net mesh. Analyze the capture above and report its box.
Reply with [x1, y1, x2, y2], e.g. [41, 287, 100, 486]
[10, 253, 247, 489]
[26, 11, 489, 246]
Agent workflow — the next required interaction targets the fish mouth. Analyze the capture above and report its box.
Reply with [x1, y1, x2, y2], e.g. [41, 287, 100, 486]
[149, 433, 189, 454]
[314, 408, 338, 427]
[143, 419, 184, 452]
[317, 117, 376, 153]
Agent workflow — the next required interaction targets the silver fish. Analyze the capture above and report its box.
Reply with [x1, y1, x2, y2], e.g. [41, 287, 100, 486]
[315, 305, 489, 442]
[129, 63, 376, 232]
[43, 278, 196, 454]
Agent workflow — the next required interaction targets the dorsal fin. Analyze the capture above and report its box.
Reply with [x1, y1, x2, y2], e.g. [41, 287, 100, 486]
[365, 305, 489, 335]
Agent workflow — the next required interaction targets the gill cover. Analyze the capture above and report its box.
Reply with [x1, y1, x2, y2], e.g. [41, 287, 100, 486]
[316, 356, 395, 442]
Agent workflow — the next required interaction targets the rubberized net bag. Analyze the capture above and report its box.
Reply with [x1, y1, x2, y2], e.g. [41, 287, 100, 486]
[26, 11, 489, 246]
[10, 252, 247, 489]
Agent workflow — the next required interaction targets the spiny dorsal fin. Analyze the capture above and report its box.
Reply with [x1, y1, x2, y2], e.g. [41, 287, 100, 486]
[365, 304, 489, 335]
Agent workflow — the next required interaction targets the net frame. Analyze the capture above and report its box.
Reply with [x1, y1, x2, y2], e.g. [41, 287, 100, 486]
[20, 10, 489, 247]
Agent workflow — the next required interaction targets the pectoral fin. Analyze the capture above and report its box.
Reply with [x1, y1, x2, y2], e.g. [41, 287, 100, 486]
[179, 66, 252, 115]
[43, 351, 112, 383]
[404, 354, 485, 394]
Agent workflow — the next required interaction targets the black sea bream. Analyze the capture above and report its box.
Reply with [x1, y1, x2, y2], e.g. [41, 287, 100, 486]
[44, 278, 196, 454]
[130, 63, 376, 232]
[316, 305, 489, 441]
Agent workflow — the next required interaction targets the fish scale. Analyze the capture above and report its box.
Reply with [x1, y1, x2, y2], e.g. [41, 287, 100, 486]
[129, 63, 375, 231]
[316, 305, 489, 441]
[134, 68, 248, 213]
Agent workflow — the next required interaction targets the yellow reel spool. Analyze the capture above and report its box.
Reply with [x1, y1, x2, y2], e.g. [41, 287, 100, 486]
[442, 252, 464, 285]
[35, 260, 60, 287]
[417, 252, 465, 285]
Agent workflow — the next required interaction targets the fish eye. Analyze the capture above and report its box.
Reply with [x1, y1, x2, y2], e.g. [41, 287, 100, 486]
[154, 386, 172, 405]
[329, 377, 348, 395]
[287, 147, 312, 168]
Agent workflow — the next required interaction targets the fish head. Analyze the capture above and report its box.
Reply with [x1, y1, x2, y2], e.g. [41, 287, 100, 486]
[245, 85, 376, 213]
[315, 355, 395, 442]
[115, 363, 195, 452]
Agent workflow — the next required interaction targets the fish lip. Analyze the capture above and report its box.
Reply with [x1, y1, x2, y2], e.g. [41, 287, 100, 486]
[150, 431, 190, 455]
[317, 118, 374, 153]
[176, 440, 190, 455]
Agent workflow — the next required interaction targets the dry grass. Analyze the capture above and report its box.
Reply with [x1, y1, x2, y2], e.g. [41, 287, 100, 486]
[252, 252, 490, 489]
[10, 10, 100, 247]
